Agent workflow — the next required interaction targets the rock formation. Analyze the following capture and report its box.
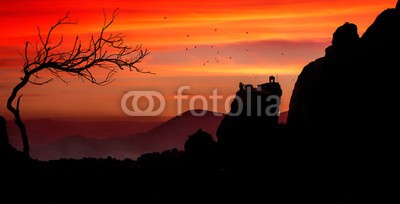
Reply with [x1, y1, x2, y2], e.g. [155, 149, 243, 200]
[184, 129, 216, 161]
[287, 2, 399, 172]
[1, 116, 26, 161]
[0, 116, 9, 148]
[288, 3, 400, 137]
[217, 76, 282, 158]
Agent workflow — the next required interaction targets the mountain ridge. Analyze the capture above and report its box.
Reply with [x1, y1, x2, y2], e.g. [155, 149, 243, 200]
[32, 110, 225, 160]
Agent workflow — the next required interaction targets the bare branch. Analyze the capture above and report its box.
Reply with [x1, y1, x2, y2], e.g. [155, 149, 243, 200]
[29, 78, 53, 85]
[23, 42, 29, 71]
[19, 9, 150, 86]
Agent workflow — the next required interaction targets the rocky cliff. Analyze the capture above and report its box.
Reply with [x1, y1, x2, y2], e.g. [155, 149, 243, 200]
[288, 2, 400, 136]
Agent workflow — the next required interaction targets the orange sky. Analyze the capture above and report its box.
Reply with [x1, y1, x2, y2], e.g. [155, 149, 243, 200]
[0, 0, 396, 120]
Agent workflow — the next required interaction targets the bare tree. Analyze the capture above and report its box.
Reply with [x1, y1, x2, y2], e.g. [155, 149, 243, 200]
[7, 10, 150, 157]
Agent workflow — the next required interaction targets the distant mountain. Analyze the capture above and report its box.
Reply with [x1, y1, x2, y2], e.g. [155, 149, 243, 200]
[32, 110, 225, 160]
[121, 110, 224, 153]
[279, 111, 288, 124]
[7, 119, 162, 147]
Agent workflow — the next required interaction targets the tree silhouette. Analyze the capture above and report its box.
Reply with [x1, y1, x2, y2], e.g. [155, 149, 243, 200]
[6, 10, 150, 156]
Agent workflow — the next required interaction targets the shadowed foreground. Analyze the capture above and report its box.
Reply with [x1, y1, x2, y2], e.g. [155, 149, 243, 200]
[2, 125, 392, 203]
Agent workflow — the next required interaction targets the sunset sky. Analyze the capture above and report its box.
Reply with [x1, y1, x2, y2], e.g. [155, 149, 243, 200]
[0, 0, 396, 120]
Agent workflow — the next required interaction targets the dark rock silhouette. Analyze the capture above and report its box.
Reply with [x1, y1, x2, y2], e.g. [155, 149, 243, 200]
[0, 116, 9, 148]
[287, 3, 399, 200]
[287, 22, 361, 133]
[184, 129, 216, 161]
[1, 115, 27, 162]
[332, 22, 359, 47]
[217, 76, 282, 161]
[288, 3, 400, 137]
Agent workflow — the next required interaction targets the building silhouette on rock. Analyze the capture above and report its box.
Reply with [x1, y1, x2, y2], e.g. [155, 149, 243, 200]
[217, 76, 282, 160]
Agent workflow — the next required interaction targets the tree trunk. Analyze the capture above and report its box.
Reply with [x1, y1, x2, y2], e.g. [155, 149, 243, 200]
[7, 75, 30, 157]
[14, 112, 29, 156]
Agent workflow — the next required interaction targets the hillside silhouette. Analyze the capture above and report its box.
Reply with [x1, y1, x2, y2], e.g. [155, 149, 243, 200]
[286, 3, 399, 201]
[2, 2, 399, 202]
[31, 110, 289, 160]
[287, 2, 398, 181]
[32, 110, 224, 160]
[7, 119, 162, 147]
